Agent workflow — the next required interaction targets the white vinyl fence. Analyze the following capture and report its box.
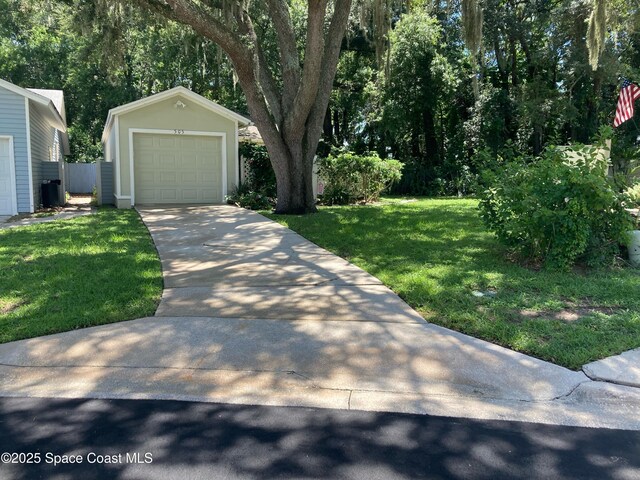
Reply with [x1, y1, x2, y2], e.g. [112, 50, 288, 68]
[65, 163, 97, 194]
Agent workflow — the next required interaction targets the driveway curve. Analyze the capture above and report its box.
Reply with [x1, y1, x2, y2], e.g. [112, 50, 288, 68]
[0, 205, 638, 429]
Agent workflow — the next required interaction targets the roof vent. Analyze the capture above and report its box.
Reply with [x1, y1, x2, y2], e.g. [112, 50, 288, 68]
[174, 100, 187, 109]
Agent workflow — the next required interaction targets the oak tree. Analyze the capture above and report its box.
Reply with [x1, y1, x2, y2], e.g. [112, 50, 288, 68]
[131, 0, 353, 213]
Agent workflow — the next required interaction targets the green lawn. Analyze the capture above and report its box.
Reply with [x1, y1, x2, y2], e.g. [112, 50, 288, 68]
[266, 198, 640, 370]
[0, 208, 163, 343]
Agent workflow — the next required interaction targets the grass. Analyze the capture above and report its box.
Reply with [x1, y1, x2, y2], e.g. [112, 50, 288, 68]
[266, 197, 640, 370]
[0, 208, 163, 343]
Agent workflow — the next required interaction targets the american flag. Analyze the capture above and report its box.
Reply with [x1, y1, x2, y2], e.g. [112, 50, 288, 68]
[614, 79, 640, 127]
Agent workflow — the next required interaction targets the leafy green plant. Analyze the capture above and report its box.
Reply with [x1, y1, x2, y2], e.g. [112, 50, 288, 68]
[317, 151, 403, 205]
[479, 145, 632, 270]
[229, 142, 277, 210]
[624, 183, 640, 208]
[226, 182, 274, 210]
[239, 142, 276, 197]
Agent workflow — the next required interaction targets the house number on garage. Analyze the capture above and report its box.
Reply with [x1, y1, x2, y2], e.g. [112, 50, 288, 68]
[174, 129, 185, 135]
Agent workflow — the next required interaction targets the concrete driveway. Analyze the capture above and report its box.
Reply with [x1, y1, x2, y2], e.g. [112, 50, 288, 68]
[0, 205, 638, 429]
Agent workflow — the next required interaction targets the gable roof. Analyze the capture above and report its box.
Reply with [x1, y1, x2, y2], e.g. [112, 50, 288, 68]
[0, 79, 67, 133]
[27, 89, 67, 122]
[101, 86, 252, 143]
[27, 88, 70, 155]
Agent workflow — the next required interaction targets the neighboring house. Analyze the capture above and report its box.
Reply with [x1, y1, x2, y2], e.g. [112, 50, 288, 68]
[0, 78, 69, 215]
[98, 86, 251, 209]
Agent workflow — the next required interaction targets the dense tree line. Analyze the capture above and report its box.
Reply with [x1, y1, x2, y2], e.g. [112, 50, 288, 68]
[328, 0, 640, 194]
[1, 0, 639, 196]
[0, 0, 245, 162]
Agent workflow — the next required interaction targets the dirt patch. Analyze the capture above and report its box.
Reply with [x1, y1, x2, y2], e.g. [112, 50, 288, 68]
[518, 305, 622, 323]
[0, 299, 26, 315]
[67, 195, 93, 206]
[7, 207, 64, 222]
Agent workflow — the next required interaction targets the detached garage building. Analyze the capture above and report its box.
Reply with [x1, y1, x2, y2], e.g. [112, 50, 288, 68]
[99, 86, 251, 208]
[0, 78, 68, 215]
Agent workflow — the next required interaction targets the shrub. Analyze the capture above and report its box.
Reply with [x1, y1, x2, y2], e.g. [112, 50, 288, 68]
[624, 183, 640, 208]
[226, 182, 274, 210]
[478, 145, 633, 270]
[317, 151, 403, 205]
[239, 142, 277, 197]
[229, 142, 277, 210]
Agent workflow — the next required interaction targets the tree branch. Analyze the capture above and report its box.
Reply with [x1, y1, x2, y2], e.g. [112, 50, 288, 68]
[162, 0, 246, 60]
[285, 0, 329, 140]
[266, 0, 301, 114]
[234, 5, 284, 126]
[304, 0, 353, 159]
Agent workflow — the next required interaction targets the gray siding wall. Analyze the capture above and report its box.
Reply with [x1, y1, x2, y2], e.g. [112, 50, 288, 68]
[99, 161, 114, 205]
[0, 86, 29, 212]
[41, 161, 64, 204]
[41, 160, 60, 178]
[30, 103, 64, 208]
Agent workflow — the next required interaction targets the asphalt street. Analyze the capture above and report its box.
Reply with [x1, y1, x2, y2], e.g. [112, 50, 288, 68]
[0, 396, 638, 480]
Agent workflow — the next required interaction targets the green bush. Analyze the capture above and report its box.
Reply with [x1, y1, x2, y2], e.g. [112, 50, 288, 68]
[624, 183, 640, 208]
[228, 142, 277, 210]
[317, 151, 403, 205]
[239, 142, 277, 197]
[226, 182, 274, 210]
[478, 145, 632, 270]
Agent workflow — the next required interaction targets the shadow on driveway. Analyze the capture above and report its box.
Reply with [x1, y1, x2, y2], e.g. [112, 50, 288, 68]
[1, 397, 638, 480]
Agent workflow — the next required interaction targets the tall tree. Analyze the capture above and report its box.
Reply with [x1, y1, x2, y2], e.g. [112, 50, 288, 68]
[122, 0, 353, 213]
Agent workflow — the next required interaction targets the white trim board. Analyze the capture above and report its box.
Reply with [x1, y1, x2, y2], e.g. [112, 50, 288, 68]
[234, 119, 239, 187]
[114, 117, 121, 197]
[0, 135, 18, 216]
[127, 128, 227, 207]
[24, 98, 34, 212]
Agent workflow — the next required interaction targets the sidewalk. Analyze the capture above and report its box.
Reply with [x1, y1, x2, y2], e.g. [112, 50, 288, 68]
[0, 205, 638, 429]
[0, 206, 94, 230]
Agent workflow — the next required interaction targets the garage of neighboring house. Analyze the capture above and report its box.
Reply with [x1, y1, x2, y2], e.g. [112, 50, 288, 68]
[98, 86, 251, 208]
[0, 78, 69, 215]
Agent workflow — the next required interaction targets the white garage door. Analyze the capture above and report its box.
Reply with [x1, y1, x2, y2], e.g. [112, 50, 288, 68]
[0, 138, 16, 215]
[133, 133, 223, 205]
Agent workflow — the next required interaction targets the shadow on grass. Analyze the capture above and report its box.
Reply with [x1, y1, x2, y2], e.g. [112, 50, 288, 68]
[268, 199, 640, 369]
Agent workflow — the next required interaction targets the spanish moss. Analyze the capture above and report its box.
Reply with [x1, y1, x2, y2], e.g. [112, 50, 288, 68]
[587, 0, 607, 70]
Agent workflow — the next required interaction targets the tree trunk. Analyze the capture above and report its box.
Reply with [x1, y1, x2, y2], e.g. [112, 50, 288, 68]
[136, 0, 353, 214]
[423, 109, 439, 165]
[273, 151, 316, 213]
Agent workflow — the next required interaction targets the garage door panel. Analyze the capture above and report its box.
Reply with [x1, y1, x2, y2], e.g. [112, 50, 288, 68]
[158, 137, 178, 148]
[134, 133, 223, 205]
[138, 188, 156, 200]
[136, 136, 155, 148]
[181, 189, 199, 202]
[181, 172, 197, 183]
[159, 189, 179, 201]
[160, 172, 178, 183]
[159, 154, 179, 169]
[0, 139, 15, 215]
